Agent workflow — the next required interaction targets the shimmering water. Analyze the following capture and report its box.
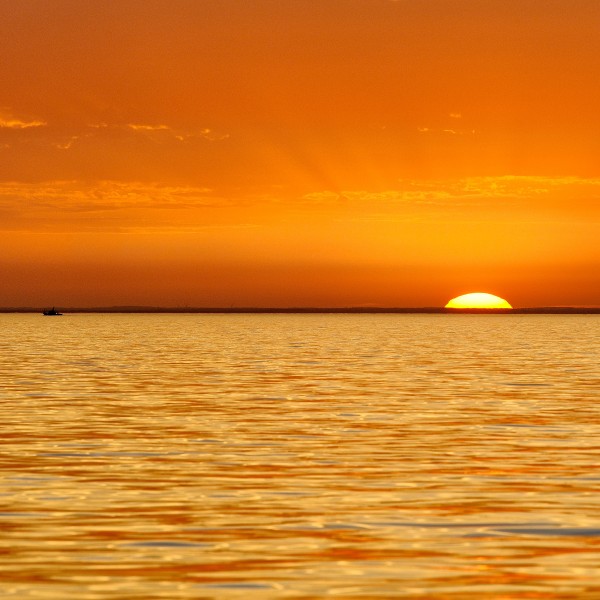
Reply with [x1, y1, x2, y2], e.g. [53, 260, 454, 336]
[1, 314, 599, 599]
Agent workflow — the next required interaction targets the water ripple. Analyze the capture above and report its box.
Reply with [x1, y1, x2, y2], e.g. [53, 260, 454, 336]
[0, 313, 599, 598]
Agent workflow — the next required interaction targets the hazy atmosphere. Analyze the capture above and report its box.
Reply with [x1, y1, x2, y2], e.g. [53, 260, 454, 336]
[1, 0, 599, 306]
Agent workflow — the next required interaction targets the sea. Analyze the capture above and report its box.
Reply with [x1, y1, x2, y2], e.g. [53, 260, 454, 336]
[1, 313, 599, 599]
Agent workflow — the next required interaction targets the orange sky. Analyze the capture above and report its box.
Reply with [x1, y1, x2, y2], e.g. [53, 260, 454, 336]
[1, 0, 599, 307]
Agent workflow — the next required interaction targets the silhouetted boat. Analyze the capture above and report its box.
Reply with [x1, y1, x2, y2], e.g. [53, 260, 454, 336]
[42, 307, 63, 316]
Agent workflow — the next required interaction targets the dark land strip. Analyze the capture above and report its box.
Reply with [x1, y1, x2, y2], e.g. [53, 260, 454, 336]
[2, 307, 600, 314]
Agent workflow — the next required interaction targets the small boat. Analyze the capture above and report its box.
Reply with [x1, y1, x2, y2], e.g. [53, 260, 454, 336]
[42, 307, 63, 316]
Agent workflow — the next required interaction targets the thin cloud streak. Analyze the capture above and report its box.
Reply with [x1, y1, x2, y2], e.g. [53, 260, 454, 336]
[302, 176, 600, 204]
[0, 110, 47, 129]
[124, 123, 229, 142]
[0, 118, 228, 153]
[1, 175, 597, 213]
[0, 176, 598, 235]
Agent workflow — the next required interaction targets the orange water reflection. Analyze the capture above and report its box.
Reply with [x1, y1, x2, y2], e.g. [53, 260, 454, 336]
[0, 314, 599, 598]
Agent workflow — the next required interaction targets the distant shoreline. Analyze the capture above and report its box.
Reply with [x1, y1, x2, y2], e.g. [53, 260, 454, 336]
[2, 307, 599, 314]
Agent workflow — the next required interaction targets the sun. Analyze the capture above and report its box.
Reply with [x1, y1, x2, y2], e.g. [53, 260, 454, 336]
[445, 292, 512, 309]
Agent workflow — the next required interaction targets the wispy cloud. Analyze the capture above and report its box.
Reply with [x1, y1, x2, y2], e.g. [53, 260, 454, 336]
[300, 176, 600, 217]
[125, 122, 229, 142]
[1, 176, 598, 233]
[1, 118, 228, 152]
[126, 124, 171, 132]
[0, 180, 218, 209]
[418, 126, 475, 135]
[418, 111, 474, 135]
[196, 128, 229, 141]
[0, 180, 229, 232]
[0, 109, 47, 129]
[53, 135, 81, 150]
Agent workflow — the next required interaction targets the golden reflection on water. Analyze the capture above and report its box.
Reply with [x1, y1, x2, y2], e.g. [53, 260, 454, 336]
[0, 314, 599, 599]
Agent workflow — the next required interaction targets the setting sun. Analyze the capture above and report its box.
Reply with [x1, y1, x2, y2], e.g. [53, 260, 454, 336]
[445, 293, 513, 309]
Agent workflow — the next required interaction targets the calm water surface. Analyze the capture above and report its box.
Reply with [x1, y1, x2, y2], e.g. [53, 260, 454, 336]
[1, 314, 599, 599]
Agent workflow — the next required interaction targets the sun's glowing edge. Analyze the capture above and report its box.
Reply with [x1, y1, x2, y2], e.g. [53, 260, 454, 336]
[445, 292, 513, 309]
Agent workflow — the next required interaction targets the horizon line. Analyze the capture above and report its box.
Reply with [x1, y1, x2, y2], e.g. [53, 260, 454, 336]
[1, 306, 599, 314]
